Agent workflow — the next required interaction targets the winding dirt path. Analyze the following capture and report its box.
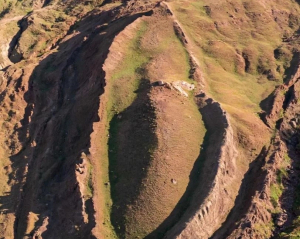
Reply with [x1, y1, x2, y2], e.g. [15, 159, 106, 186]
[0, 15, 23, 25]
[0, 5, 54, 25]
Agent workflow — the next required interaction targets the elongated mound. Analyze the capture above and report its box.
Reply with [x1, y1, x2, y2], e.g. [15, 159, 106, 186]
[1, 0, 300, 239]
[103, 8, 206, 238]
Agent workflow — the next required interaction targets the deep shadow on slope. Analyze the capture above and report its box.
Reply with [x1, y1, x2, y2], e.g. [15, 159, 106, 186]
[282, 52, 300, 85]
[0, 6, 154, 239]
[259, 52, 300, 126]
[108, 79, 158, 238]
[8, 16, 30, 63]
[145, 96, 228, 239]
[210, 147, 269, 239]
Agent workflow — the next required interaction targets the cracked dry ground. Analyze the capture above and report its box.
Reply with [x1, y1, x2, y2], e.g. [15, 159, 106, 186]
[1, 0, 300, 238]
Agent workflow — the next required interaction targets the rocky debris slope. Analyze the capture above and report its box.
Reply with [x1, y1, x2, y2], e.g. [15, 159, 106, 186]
[0, 1, 159, 238]
[213, 63, 300, 239]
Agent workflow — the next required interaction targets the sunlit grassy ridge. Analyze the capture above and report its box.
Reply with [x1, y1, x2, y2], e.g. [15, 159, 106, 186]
[0, 0, 32, 18]
[168, 0, 300, 154]
[98, 20, 150, 239]
[169, 0, 289, 111]
[108, 21, 150, 117]
[167, 1, 300, 237]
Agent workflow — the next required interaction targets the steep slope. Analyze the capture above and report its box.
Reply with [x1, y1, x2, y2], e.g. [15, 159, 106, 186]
[1, 0, 300, 239]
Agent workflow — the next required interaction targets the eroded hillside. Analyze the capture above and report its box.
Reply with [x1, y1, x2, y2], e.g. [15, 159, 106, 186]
[0, 0, 300, 238]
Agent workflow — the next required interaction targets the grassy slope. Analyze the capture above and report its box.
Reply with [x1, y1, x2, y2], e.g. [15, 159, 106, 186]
[3, 0, 300, 238]
[0, 0, 106, 18]
[169, 0, 300, 236]
[0, 148, 13, 237]
[169, 0, 300, 159]
[0, 0, 32, 18]
[97, 19, 152, 238]
[94, 19, 150, 239]
[0, 0, 107, 65]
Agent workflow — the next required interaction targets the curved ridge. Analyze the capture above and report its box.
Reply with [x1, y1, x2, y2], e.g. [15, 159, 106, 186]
[159, 2, 238, 238]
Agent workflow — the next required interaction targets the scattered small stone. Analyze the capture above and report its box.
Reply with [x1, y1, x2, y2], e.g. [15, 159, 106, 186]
[171, 179, 177, 185]
[276, 212, 288, 227]
[164, 82, 172, 89]
[104, 182, 110, 186]
[260, 192, 267, 200]
[290, 120, 297, 128]
[157, 80, 165, 86]
[76, 167, 84, 174]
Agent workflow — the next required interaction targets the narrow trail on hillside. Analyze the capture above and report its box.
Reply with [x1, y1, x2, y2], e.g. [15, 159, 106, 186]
[2, 5, 56, 65]
[0, 5, 54, 25]
[0, 15, 23, 25]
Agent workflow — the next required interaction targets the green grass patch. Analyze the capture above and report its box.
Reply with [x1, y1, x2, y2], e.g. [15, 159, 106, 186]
[107, 21, 150, 119]
[270, 166, 289, 208]
[253, 221, 274, 238]
[270, 183, 283, 208]
[270, 162, 289, 209]
[168, 0, 298, 141]
[101, 20, 151, 238]
[280, 217, 300, 238]
[86, 163, 94, 198]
